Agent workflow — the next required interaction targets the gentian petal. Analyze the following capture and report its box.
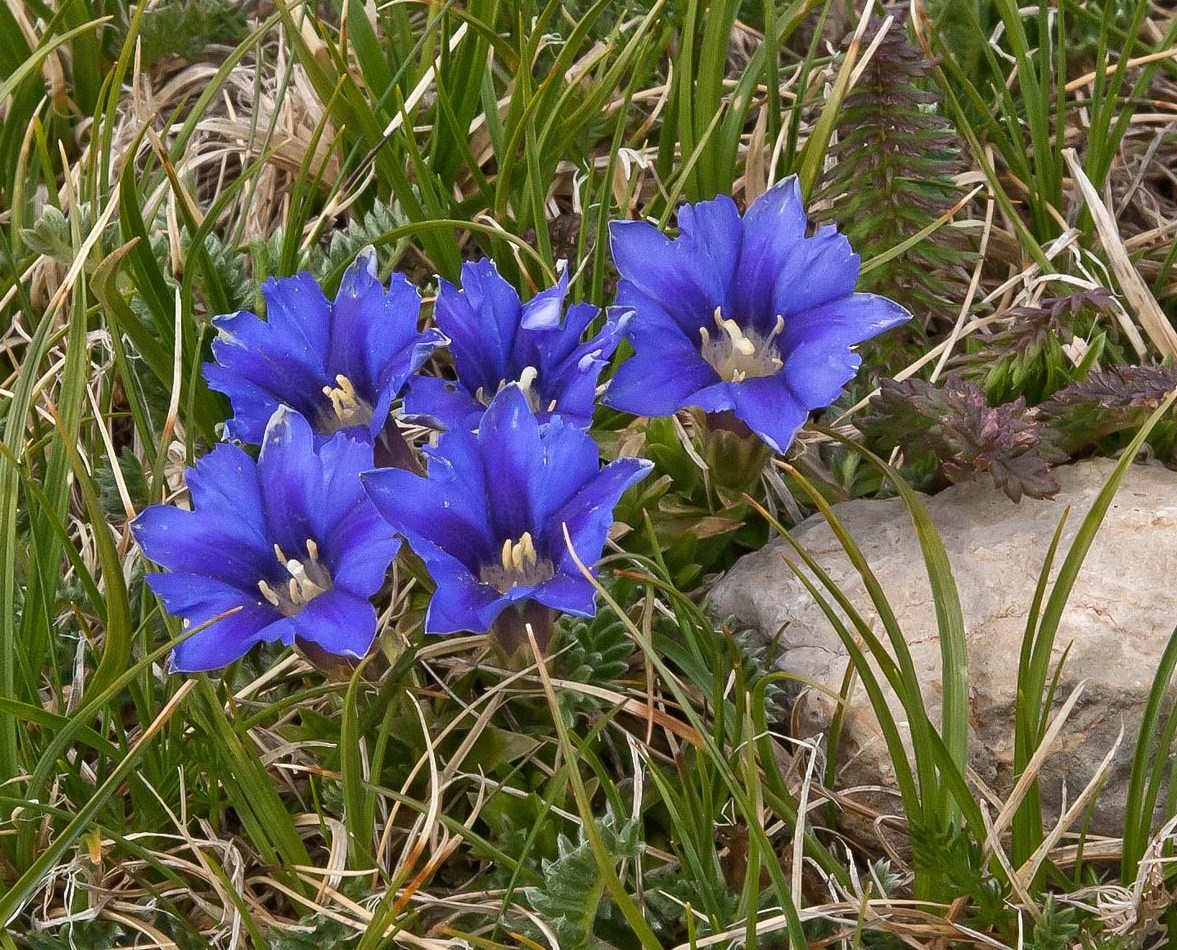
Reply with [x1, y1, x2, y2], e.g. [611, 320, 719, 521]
[361, 463, 495, 570]
[674, 195, 743, 303]
[530, 416, 604, 532]
[437, 259, 521, 395]
[327, 505, 400, 597]
[183, 444, 268, 546]
[171, 605, 290, 673]
[426, 584, 503, 636]
[603, 346, 718, 416]
[728, 375, 811, 453]
[257, 407, 322, 553]
[206, 309, 330, 436]
[530, 572, 598, 618]
[402, 376, 484, 431]
[610, 222, 718, 336]
[146, 572, 269, 623]
[133, 506, 273, 585]
[477, 384, 545, 539]
[368, 325, 449, 437]
[544, 456, 653, 578]
[519, 265, 570, 330]
[260, 271, 332, 363]
[780, 293, 913, 353]
[731, 178, 807, 331]
[287, 588, 379, 658]
[772, 224, 860, 318]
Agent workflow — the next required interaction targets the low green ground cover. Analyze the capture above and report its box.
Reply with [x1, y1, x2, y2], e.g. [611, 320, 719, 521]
[2, 0, 1177, 946]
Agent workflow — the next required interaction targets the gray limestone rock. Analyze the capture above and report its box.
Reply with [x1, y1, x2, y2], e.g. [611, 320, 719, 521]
[709, 458, 1177, 833]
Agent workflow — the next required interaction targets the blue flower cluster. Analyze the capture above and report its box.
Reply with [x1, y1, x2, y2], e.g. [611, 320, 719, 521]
[133, 178, 908, 672]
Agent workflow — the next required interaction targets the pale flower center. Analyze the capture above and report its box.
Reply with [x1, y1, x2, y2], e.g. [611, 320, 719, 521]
[258, 539, 333, 616]
[478, 531, 555, 593]
[321, 374, 373, 432]
[699, 308, 786, 383]
[474, 366, 558, 414]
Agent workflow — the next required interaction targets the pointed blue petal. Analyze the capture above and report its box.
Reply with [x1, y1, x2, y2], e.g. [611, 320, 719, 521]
[259, 271, 332, 365]
[437, 259, 521, 395]
[402, 376, 483, 431]
[773, 225, 860, 318]
[146, 571, 270, 623]
[603, 345, 718, 417]
[361, 463, 494, 569]
[531, 572, 599, 618]
[133, 506, 273, 585]
[780, 293, 912, 352]
[530, 416, 603, 532]
[327, 505, 400, 597]
[731, 178, 807, 330]
[171, 605, 290, 673]
[257, 407, 323, 553]
[288, 588, 378, 658]
[543, 456, 652, 578]
[519, 265, 570, 330]
[728, 375, 811, 452]
[476, 385, 544, 541]
[183, 444, 268, 545]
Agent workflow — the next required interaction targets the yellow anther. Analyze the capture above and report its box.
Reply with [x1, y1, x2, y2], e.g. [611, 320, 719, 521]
[258, 579, 281, 608]
[288, 577, 302, 605]
[322, 374, 362, 422]
[274, 543, 287, 563]
[306, 538, 319, 562]
[501, 532, 538, 574]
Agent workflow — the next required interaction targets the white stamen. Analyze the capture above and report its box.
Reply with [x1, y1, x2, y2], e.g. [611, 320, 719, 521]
[258, 580, 281, 607]
[769, 313, 786, 342]
[699, 306, 787, 384]
[322, 374, 363, 422]
[517, 365, 539, 394]
[306, 538, 319, 561]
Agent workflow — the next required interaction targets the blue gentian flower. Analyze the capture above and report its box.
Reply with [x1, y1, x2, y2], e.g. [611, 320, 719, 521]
[403, 259, 627, 430]
[132, 408, 399, 672]
[204, 247, 448, 444]
[361, 385, 652, 645]
[603, 177, 911, 452]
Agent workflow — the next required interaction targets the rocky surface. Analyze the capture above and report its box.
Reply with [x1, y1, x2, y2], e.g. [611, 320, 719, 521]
[709, 458, 1177, 833]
